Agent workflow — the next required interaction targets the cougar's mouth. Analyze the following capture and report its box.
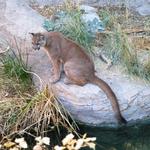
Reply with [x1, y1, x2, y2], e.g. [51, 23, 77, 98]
[32, 45, 40, 50]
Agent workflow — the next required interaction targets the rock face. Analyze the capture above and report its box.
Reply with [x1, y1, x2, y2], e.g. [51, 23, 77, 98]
[0, 0, 45, 39]
[0, 0, 150, 126]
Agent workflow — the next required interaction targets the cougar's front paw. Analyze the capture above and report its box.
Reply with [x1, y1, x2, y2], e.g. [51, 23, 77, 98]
[63, 77, 74, 85]
[49, 75, 60, 83]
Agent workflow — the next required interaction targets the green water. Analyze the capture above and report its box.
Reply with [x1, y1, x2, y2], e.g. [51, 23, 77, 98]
[25, 121, 150, 150]
[79, 122, 150, 150]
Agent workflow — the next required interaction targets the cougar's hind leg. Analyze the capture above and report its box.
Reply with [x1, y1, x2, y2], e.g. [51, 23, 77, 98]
[63, 77, 77, 85]
[64, 62, 87, 86]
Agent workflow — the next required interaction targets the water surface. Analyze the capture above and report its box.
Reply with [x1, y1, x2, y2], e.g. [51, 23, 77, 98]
[79, 121, 150, 150]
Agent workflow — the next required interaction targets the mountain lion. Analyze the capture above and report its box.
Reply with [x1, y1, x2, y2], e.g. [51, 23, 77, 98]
[30, 32, 127, 124]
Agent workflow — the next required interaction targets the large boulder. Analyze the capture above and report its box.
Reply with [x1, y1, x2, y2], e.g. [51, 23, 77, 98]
[0, 0, 150, 126]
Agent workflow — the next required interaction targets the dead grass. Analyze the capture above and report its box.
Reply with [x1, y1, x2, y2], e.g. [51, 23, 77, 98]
[1, 86, 78, 138]
[0, 69, 78, 144]
[0, 41, 78, 142]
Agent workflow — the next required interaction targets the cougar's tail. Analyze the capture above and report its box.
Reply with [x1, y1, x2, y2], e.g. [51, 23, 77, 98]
[90, 76, 127, 124]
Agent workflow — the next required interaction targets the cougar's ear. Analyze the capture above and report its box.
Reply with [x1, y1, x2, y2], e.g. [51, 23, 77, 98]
[29, 33, 35, 36]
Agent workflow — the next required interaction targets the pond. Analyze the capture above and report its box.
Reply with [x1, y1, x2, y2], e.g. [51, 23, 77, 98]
[24, 120, 150, 150]
[78, 120, 150, 150]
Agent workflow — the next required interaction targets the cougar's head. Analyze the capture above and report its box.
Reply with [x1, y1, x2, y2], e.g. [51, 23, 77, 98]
[30, 33, 46, 50]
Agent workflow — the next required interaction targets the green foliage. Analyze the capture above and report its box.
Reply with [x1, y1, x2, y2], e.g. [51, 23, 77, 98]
[98, 9, 115, 29]
[0, 48, 32, 91]
[141, 61, 150, 81]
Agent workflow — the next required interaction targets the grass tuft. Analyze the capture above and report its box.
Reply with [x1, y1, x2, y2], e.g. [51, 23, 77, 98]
[0, 47, 32, 92]
[2, 85, 78, 138]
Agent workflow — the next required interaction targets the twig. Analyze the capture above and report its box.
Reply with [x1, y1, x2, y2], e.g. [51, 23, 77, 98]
[21, 67, 43, 90]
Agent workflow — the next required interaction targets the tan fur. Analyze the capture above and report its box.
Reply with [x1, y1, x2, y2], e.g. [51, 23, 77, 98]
[31, 32, 127, 124]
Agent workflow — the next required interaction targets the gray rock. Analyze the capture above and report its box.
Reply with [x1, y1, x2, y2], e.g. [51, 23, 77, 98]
[0, 0, 150, 126]
[80, 5, 97, 13]
[136, 4, 150, 16]
[0, 0, 45, 39]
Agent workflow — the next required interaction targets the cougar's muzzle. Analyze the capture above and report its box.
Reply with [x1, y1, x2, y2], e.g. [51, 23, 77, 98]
[32, 44, 41, 50]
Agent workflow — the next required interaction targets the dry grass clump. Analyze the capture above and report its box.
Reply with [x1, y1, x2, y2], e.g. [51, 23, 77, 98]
[0, 41, 77, 143]
[0, 79, 77, 141]
[8, 86, 77, 136]
[30, 0, 79, 18]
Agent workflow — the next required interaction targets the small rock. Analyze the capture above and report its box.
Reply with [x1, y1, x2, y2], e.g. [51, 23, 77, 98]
[80, 5, 97, 13]
[136, 4, 150, 16]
